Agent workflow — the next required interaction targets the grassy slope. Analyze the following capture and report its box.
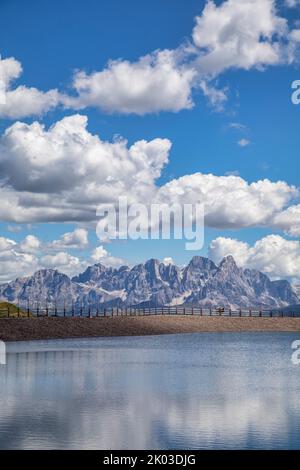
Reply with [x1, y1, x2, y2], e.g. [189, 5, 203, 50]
[0, 302, 29, 318]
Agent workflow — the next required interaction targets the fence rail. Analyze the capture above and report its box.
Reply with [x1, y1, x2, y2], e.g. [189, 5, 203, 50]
[0, 305, 298, 318]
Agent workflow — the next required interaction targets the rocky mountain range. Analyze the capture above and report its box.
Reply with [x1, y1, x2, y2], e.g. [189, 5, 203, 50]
[0, 256, 298, 309]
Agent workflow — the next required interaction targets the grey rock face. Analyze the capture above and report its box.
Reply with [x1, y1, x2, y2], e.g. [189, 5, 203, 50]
[0, 256, 298, 309]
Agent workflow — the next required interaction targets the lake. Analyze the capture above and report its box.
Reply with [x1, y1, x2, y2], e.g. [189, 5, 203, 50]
[0, 332, 299, 449]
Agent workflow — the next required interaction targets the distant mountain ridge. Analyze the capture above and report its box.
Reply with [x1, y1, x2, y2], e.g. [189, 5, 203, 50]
[0, 255, 298, 309]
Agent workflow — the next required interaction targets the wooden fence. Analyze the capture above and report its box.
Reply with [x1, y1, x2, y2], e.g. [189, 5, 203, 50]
[0, 304, 298, 318]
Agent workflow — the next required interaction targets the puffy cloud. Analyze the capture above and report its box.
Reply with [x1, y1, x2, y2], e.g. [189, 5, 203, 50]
[272, 204, 300, 236]
[0, 233, 126, 283]
[192, 0, 290, 75]
[1, 86, 59, 120]
[0, 115, 299, 234]
[18, 235, 40, 252]
[63, 0, 300, 115]
[65, 50, 196, 115]
[0, 114, 171, 222]
[0, 234, 65, 283]
[40, 251, 82, 277]
[1, 1, 300, 117]
[0, 114, 170, 193]
[0, 236, 16, 251]
[209, 237, 252, 266]
[0, 236, 39, 283]
[0, 55, 60, 119]
[156, 173, 298, 229]
[91, 246, 125, 267]
[209, 234, 300, 283]
[51, 228, 89, 249]
[0, 235, 41, 283]
[290, 29, 300, 42]
[91, 246, 108, 261]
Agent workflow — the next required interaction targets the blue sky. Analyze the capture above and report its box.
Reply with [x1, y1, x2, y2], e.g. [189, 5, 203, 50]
[0, 0, 300, 283]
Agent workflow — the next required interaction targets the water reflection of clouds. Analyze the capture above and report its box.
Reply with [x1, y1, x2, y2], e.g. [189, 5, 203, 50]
[0, 333, 300, 449]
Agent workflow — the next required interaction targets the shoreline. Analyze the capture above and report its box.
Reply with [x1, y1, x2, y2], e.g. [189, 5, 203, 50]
[1, 315, 300, 342]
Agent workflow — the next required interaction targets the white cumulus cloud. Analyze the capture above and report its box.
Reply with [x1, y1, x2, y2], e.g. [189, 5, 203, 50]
[0, 55, 60, 119]
[18, 235, 40, 252]
[64, 50, 196, 115]
[272, 204, 300, 236]
[0, 232, 126, 283]
[0, 115, 299, 236]
[0, 114, 171, 222]
[1, 1, 300, 117]
[156, 173, 298, 229]
[40, 251, 82, 277]
[209, 234, 300, 283]
[64, 0, 300, 114]
[192, 0, 290, 74]
[91, 245, 125, 267]
[0, 236, 39, 283]
[51, 228, 89, 249]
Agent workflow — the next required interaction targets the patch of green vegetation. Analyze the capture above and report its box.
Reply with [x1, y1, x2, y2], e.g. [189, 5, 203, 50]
[0, 302, 30, 318]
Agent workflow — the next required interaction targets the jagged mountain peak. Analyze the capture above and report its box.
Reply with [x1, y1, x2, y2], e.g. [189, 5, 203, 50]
[144, 258, 160, 266]
[0, 255, 299, 309]
[29, 268, 70, 282]
[144, 258, 161, 277]
[32, 268, 59, 276]
[92, 262, 108, 270]
[219, 255, 238, 269]
[188, 255, 216, 268]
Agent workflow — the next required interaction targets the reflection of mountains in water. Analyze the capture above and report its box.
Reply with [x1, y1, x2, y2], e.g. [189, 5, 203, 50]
[1, 334, 300, 450]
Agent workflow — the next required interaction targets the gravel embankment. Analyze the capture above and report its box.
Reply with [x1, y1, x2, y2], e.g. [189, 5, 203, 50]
[0, 315, 300, 342]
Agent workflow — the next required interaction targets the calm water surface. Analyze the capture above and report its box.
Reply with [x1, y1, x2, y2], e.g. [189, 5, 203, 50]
[0, 332, 299, 449]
